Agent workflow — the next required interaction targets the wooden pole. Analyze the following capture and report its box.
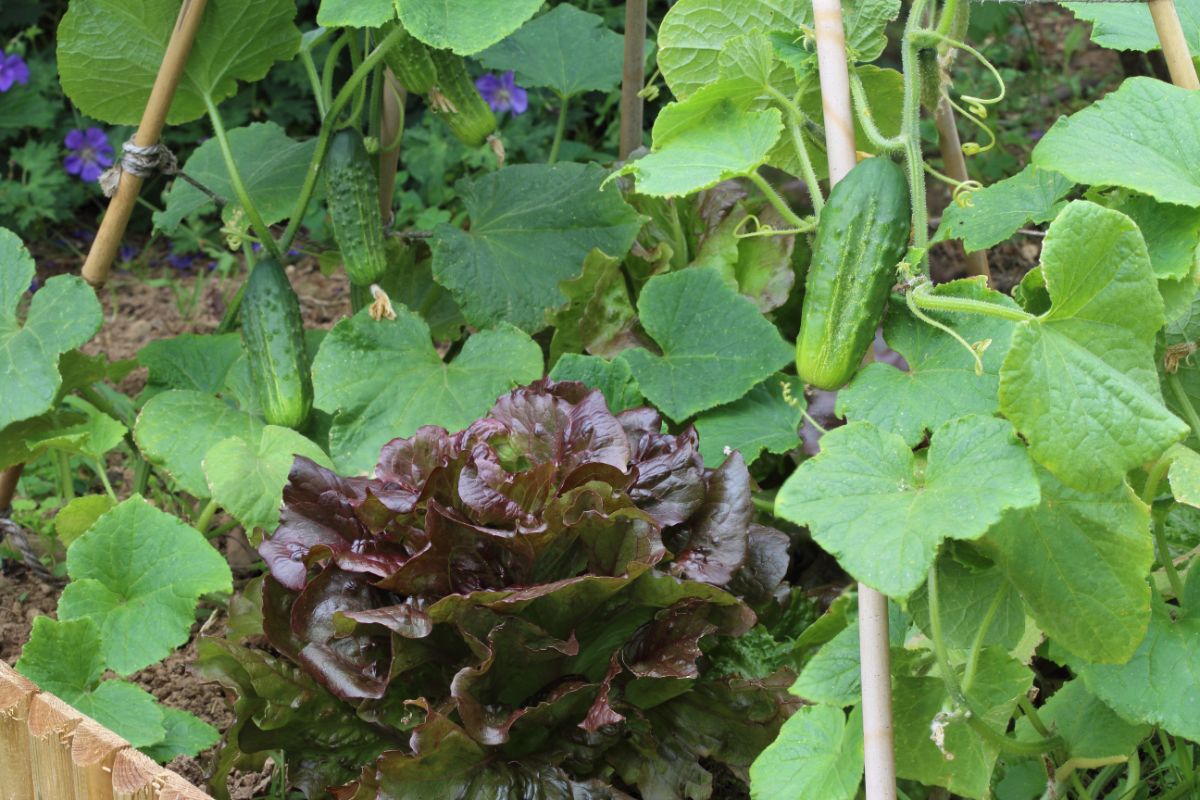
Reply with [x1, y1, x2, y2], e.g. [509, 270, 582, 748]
[619, 0, 648, 159]
[812, 1, 898, 798]
[81, 0, 210, 288]
[933, 98, 990, 281]
[1148, 0, 1200, 89]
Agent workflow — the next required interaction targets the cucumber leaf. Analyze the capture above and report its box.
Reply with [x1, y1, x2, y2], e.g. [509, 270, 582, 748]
[476, 5, 623, 100]
[1033, 78, 1200, 208]
[775, 415, 1040, 598]
[621, 267, 793, 421]
[432, 163, 642, 333]
[312, 308, 543, 474]
[998, 201, 1189, 490]
[748, 704, 864, 800]
[0, 228, 102, 429]
[58, 0, 301, 125]
[838, 278, 1018, 446]
[931, 165, 1072, 253]
[57, 496, 233, 675]
[16, 617, 166, 748]
[979, 467, 1152, 664]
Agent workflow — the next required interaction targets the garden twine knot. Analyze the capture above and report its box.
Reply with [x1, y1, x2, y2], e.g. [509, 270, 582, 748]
[99, 140, 179, 197]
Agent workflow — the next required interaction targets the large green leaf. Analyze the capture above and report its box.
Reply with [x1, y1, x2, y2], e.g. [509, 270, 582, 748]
[0, 409, 87, 472]
[907, 558, 1026, 654]
[1063, 0, 1200, 53]
[1108, 192, 1200, 281]
[1067, 577, 1200, 741]
[138, 332, 244, 394]
[431, 163, 642, 333]
[317, 0, 393, 28]
[615, 101, 783, 197]
[978, 468, 1152, 664]
[548, 354, 644, 413]
[694, 374, 803, 467]
[998, 201, 1188, 489]
[1015, 679, 1149, 760]
[476, 5, 623, 99]
[313, 308, 543, 475]
[141, 707, 220, 763]
[203, 426, 333, 534]
[0, 229, 101, 429]
[931, 165, 1073, 252]
[748, 704, 863, 800]
[789, 623, 864, 706]
[1032, 78, 1200, 207]
[58, 496, 233, 675]
[621, 267, 793, 421]
[546, 249, 641, 365]
[154, 122, 318, 233]
[657, 0, 809, 99]
[58, 0, 301, 125]
[16, 617, 166, 748]
[134, 390, 264, 497]
[775, 416, 1040, 598]
[893, 649, 1032, 799]
[838, 278, 1018, 446]
[394, 0, 543, 55]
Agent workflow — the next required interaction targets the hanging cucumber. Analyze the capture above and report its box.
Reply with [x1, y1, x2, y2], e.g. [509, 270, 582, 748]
[795, 156, 911, 390]
[428, 49, 496, 147]
[379, 21, 438, 95]
[240, 258, 312, 429]
[323, 129, 388, 287]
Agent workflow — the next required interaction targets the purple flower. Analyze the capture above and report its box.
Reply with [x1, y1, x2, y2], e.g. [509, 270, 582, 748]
[28, 278, 40, 294]
[474, 71, 528, 115]
[166, 252, 197, 271]
[63, 128, 114, 183]
[119, 244, 139, 263]
[0, 51, 30, 93]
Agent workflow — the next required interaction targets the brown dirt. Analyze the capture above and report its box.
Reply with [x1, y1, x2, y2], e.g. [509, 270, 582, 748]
[0, 566, 60, 664]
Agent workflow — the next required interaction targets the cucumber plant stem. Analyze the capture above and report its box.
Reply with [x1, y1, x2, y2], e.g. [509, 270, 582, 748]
[746, 171, 808, 230]
[1167, 372, 1200, 441]
[203, 94, 284, 262]
[549, 95, 570, 164]
[765, 85, 825, 213]
[900, 0, 932, 271]
[1142, 455, 1187, 603]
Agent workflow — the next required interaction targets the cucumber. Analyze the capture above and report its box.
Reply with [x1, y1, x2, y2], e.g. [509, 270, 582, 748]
[241, 258, 313, 429]
[323, 129, 388, 287]
[795, 157, 911, 390]
[428, 49, 496, 147]
[380, 21, 438, 95]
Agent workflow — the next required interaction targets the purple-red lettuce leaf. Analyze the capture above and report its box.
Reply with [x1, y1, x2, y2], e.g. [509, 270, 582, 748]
[221, 381, 793, 798]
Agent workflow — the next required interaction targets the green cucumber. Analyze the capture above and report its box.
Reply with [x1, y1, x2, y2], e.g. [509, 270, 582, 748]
[323, 129, 388, 287]
[380, 21, 438, 95]
[240, 258, 312, 429]
[795, 157, 911, 390]
[428, 49, 496, 147]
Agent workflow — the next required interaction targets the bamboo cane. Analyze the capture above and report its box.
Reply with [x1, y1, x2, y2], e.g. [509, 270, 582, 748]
[81, 0, 211, 288]
[933, 98, 990, 281]
[0, 465, 21, 516]
[0, 662, 36, 800]
[619, 0, 648, 159]
[1148, 0, 1200, 89]
[812, 1, 899, 798]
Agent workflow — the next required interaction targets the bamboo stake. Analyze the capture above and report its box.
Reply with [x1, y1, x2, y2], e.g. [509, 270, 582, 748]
[933, 98, 990, 281]
[0, 662, 36, 800]
[0, 465, 21, 514]
[81, 0, 211, 287]
[378, 70, 405, 226]
[1149, 0, 1200, 89]
[619, 0, 648, 159]
[812, 1, 899, 798]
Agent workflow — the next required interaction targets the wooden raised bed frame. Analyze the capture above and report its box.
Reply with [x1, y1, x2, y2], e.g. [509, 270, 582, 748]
[0, 660, 213, 800]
